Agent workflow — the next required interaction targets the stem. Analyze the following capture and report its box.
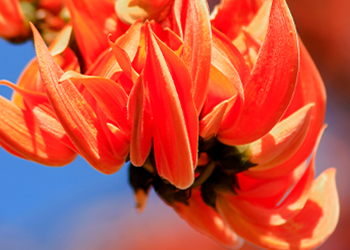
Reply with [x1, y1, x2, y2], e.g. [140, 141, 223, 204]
[192, 161, 216, 188]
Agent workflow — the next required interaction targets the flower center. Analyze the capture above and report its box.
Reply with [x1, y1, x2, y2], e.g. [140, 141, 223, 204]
[128, 137, 257, 209]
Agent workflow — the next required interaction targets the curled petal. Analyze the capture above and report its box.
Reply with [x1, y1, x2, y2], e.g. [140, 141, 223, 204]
[108, 19, 142, 83]
[127, 76, 152, 166]
[217, 168, 339, 250]
[211, 0, 263, 40]
[202, 65, 238, 118]
[205, 27, 248, 126]
[232, 0, 272, 53]
[212, 27, 250, 86]
[154, 25, 199, 173]
[63, 0, 118, 68]
[0, 96, 76, 166]
[225, 148, 315, 226]
[248, 41, 326, 179]
[114, 19, 142, 61]
[32, 24, 125, 174]
[60, 71, 129, 132]
[49, 24, 73, 57]
[248, 103, 314, 168]
[12, 24, 76, 109]
[1, 80, 48, 107]
[86, 50, 122, 80]
[174, 189, 244, 249]
[105, 123, 130, 164]
[175, 0, 212, 112]
[200, 96, 236, 139]
[244, 0, 272, 42]
[109, 40, 139, 83]
[236, 163, 305, 203]
[219, 0, 299, 145]
[86, 20, 141, 80]
[144, 23, 196, 189]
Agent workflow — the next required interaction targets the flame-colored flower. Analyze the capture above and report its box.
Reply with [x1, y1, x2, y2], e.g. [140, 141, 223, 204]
[0, 0, 339, 249]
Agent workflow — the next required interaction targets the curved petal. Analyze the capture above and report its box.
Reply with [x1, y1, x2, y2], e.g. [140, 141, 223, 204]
[224, 147, 315, 226]
[154, 26, 199, 171]
[210, 0, 263, 40]
[175, 0, 212, 112]
[109, 40, 139, 83]
[1, 80, 48, 107]
[232, 0, 272, 53]
[218, 0, 299, 145]
[174, 189, 244, 249]
[144, 23, 195, 189]
[60, 71, 129, 132]
[0, 96, 76, 166]
[200, 96, 236, 139]
[217, 168, 339, 250]
[86, 49, 122, 79]
[246, 41, 326, 179]
[32, 24, 125, 174]
[205, 27, 249, 127]
[114, 19, 142, 61]
[63, 0, 119, 68]
[248, 103, 314, 168]
[12, 24, 77, 109]
[202, 64, 238, 118]
[127, 76, 152, 166]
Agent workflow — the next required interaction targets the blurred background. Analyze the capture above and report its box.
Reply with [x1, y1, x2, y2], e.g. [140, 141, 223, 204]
[0, 0, 349, 249]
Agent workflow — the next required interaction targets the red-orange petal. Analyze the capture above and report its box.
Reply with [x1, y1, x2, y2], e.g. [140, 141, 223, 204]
[249, 41, 326, 179]
[225, 147, 315, 226]
[154, 29, 198, 169]
[0, 96, 76, 166]
[114, 19, 142, 61]
[32, 24, 126, 174]
[218, 0, 299, 145]
[204, 27, 248, 125]
[86, 49, 122, 80]
[144, 23, 194, 189]
[217, 168, 339, 250]
[211, 0, 263, 40]
[174, 189, 244, 249]
[127, 76, 152, 166]
[109, 40, 139, 84]
[62, 0, 118, 68]
[248, 103, 314, 168]
[60, 71, 130, 133]
[200, 96, 236, 139]
[175, 0, 212, 112]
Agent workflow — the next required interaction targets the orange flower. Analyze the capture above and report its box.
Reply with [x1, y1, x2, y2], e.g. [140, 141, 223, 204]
[0, 0, 339, 249]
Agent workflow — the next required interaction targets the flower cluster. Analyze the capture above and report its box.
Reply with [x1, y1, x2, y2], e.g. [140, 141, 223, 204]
[0, 0, 339, 249]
